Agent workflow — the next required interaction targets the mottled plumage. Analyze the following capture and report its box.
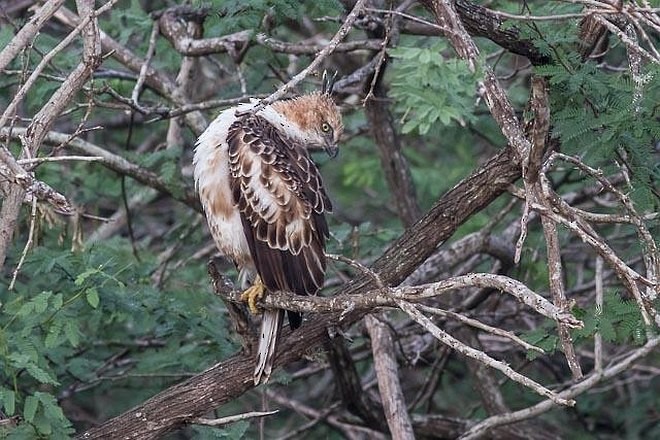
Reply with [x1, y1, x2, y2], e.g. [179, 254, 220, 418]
[227, 113, 332, 328]
[194, 84, 342, 384]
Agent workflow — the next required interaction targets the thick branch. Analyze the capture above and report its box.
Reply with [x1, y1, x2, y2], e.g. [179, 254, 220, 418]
[365, 314, 415, 440]
[78, 144, 522, 439]
[455, 0, 550, 65]
[398, 1, 550, 65]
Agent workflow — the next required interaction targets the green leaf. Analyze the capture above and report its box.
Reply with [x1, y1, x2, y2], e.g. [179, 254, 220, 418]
[390, 41, 477, 135]
[64, 320, 81, 347]
[86, 287, 100, 309]
[36, 392, 65, 422]
[16, 291, 51, 317]
[25, 363, 59, 385]
[45, 320, 64, 348]
[24, 395, 39, 423]
[75, 268, 99, 286]
[0, 388, 16, 416]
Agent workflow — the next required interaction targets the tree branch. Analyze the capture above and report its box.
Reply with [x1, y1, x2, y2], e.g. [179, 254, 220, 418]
[77, 143, 522, 439]
[460, 335, 660, 439]
[0, 128, 200, 211]
[365, 314, 415, 440]
[0, 0, 66, 72]
[0, 0, 105, 270]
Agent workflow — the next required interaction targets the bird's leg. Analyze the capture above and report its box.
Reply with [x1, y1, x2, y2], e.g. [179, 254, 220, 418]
[240, 275, 266, 315]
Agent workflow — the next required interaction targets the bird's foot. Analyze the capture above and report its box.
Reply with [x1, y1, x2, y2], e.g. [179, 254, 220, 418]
[240, 276, 265, 315]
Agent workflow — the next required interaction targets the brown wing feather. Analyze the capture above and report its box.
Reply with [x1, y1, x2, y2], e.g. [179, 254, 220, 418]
[227, 114, 331, 328]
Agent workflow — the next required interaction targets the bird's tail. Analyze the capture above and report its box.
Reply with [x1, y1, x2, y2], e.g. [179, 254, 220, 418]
[254, 309, 283, 384]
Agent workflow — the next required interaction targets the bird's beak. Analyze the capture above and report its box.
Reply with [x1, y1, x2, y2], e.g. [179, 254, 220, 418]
[324, 142, 339, 158]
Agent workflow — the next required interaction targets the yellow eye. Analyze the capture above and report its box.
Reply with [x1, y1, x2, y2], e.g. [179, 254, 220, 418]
[321, 122, 331, 133]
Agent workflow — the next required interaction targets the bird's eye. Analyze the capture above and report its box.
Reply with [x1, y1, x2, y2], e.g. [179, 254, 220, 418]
[321, 122, 331, 133]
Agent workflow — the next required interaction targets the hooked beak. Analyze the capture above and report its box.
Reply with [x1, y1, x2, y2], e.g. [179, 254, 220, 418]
[324, 142, 339, 158]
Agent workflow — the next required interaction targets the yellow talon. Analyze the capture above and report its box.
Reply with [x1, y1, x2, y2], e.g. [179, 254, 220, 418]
[240, 275, 265, 314]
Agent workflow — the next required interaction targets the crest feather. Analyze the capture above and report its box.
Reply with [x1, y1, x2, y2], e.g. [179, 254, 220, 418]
[321, 70, 337, 96]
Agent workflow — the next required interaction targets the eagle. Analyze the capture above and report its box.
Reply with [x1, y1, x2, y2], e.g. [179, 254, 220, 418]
[193, 77, 343, 384]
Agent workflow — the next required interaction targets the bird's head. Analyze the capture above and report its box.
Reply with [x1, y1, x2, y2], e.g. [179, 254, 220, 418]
[271, 92, 343, 158]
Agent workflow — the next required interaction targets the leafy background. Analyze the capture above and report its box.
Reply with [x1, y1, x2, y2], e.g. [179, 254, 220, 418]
[1, 0, 659, 439]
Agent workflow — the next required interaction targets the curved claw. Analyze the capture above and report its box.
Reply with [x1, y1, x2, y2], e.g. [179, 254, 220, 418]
[240, 276, 265, 314]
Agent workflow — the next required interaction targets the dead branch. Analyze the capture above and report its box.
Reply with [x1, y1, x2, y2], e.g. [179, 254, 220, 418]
[0, 0, 105, 270]
[365, 314, 415, 440]
[460, 335, 660, 439]
[52, 5, 208, 136]
[254, 0, 368, 110]
[0, 128, 200, 211]
[77, 143, 522, 439]
[0, 0, 66, 72]
[191, 410, 278, 427]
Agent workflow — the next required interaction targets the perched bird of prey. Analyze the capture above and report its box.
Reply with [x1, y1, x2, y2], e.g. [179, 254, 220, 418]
[193, 75, 342, 384]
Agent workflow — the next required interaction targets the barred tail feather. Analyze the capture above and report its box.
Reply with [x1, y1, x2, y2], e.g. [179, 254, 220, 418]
[254, 309, 283, 384]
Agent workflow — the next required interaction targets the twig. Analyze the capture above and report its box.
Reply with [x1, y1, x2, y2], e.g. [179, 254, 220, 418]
[0, 155, 75, 214]
[365, 7, 456, 35]
[594, 256, 604, 373]
[478, 5, 633, 22]
[593, 15, 660, 64]
[514, 198, 531, 264]
[8, 196, 37, 290]
[266, 390, 387, 440]
[397, 300, 575, 406]
[255, 34, 383, 54]
[192, 410, 278, 427]
[1, 127, 199, 211]
[131, 20, 160, 107]
[460, 336, 660, 439]
[326, 253, 385, 288]
[274, 404, 339, 440]
[407, 346, 449, 410]
[365, 314, 415, 440]
[415, 304, 545, 353]
[17, 155, 103, 164]
[253, 0, 368, 111]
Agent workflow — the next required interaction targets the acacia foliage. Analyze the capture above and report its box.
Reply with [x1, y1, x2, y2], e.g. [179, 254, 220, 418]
[0, 0, 659, 439]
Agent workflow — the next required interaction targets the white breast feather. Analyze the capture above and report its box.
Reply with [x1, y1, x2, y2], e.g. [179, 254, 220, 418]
[193, 102, 255, 266]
